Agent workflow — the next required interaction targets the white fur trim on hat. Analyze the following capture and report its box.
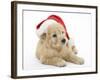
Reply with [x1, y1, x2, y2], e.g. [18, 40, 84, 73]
[36, 19, 58, 37]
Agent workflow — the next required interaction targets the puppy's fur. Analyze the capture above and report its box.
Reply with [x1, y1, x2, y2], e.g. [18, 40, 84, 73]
[36, 22, 84, 67]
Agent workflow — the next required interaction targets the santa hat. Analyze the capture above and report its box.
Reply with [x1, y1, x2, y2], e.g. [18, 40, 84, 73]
[36, 15, 74, 46]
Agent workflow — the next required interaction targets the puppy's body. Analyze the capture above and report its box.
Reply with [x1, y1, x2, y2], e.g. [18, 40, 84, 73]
[36, 22, 84, 67]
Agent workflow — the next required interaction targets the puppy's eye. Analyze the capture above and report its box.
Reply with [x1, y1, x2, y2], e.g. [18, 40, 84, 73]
[52, 34, 57, 37]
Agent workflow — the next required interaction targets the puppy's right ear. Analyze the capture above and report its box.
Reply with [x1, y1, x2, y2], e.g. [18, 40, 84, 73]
[40, 33, 46, 40]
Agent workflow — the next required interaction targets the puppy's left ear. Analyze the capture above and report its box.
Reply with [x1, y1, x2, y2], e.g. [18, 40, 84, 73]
[40, 33, 46, 40]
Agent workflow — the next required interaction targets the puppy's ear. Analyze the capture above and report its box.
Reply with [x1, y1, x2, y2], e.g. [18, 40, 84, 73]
[40, 33, 46, 40]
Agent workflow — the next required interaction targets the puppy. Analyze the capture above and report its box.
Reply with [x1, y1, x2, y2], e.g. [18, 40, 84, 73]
[36, 22, 84, 67]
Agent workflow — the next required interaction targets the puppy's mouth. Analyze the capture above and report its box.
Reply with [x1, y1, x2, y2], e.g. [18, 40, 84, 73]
[51, 38, 66, 51]
[51, 43, 62, 51]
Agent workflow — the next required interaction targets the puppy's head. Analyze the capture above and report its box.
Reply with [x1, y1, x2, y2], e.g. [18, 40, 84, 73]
[42, 22, 68, 51]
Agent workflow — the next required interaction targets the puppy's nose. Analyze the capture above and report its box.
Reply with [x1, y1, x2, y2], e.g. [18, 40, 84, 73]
[61, 39, 66, 43]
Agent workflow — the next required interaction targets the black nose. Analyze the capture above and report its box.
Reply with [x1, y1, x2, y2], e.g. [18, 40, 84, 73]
[61, 39, 66, 43]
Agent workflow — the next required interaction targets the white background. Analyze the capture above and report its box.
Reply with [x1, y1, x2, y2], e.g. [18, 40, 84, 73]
[0, 0, 100, 80]
[23, 9, 95, 70]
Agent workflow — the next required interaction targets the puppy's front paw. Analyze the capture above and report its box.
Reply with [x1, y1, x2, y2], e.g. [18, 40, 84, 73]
[56, 60, 66, 67]
[76, 57, 84, 65]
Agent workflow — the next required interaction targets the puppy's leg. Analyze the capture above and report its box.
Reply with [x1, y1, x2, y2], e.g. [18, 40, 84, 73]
[67, 53, 84, 65]
[40, 57, 66, 67]
[62, 47, 84, 65]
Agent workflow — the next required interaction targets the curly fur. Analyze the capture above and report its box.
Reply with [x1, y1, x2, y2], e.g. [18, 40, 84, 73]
[36, 22, 84, 67]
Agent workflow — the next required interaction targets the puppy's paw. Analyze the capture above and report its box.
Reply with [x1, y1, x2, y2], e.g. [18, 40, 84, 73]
[56, 60, 66, 67]
[76, 57, 84, 65]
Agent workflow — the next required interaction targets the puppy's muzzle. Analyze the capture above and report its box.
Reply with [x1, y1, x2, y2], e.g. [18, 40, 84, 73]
[61, 38, 66, 44]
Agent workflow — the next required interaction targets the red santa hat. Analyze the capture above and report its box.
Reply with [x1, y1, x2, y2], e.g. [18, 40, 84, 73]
[36, 15, 74, 46]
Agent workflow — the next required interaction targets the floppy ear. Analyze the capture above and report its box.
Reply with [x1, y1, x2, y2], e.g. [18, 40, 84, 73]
[40, 33, 46, 40]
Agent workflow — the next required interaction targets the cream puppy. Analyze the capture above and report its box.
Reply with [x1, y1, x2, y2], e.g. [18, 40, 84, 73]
[36, 22, 84, 67]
